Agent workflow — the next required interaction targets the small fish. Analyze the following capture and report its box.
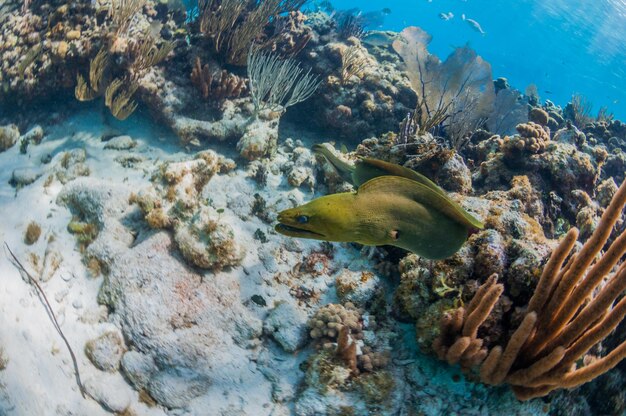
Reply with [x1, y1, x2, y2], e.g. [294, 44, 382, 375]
[149, 21, 163, 38]
[276, 144, 484, 260]
[462, 14, 486, 35]
[439, 12, 454, 21]
[362, 31, 398, 47]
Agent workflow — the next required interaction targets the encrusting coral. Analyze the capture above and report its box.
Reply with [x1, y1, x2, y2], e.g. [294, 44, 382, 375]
[130, 151, 243, 271]
[434, 178, 626, 400]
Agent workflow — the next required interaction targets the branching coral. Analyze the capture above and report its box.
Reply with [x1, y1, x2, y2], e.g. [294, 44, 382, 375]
[434, 178, 626, 400]
[433, 274, 503, 370]
[109, 0, 146, 37]
[190, 57, 247, 101]
[392, 26, 495, 149]
[126, 33, 175, 76]
[74, 0, 172, 120]
[340, 45, 367, 85]
[247, 46, 320, 116]
[566, 93, 594, 128]
[75, 48, 109, 102]
[334, 10, 366, 40]
[197, 0, 307, 65]
[104, 78, 139, 121]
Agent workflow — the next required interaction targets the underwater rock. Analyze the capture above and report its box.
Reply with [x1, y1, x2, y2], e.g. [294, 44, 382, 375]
[237, 115, 280, 161]
[529, 107, 549, 126]
[115, 153, 145, 168]
[294, 386, 361, 416]
[147, 371, 211, 409]
[53, 149, 90, 184]
[0, 346, 7, 370]
[19, 125, 44, 153]
[153, 76, 254, 143]
[10, 167, 43, 187]
[541, 142, 596, 195]
[84, 330, 126, 372]
[493, 77, 510, 93]
[474, 229, 507, 278]
[85, 211, 263, 409]
[83, 376, 131, 413]
[597, 177, 618, 208]
[131, 151, 244, 272]
[554, 125, 586, 146]
[0, 124, 19, 151]
[299, 26, 414, 142]
[57, 178, 135, 263]
[263, 301, 309, 352]
[103, 135, 137, 151]
[173, 205, 244, 271]
[436, 153, 472, 194]
[392, 256, 435, 321]
[334, 268, 380, 305]
[604, 150, 626, 185]
[120, 351, 158, 391]
[284, 145, 317, 189]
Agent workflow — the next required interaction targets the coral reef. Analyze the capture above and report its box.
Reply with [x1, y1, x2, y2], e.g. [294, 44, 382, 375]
[1, 4, 626, 415]
[130, 151, 243, 270]
[433, 180, 626, 400]
[293, 19, 415, 141]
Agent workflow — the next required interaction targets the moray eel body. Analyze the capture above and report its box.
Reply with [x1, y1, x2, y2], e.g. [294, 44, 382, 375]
[311, 143, 483, 229]
[276, 175, 479, 260]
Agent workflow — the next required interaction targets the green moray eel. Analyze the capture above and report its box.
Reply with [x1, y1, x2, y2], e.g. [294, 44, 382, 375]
[311, 143, 483, 229]
[276, 175, 480, 259]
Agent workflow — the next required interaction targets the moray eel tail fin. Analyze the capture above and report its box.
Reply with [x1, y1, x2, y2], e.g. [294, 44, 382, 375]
[312, 143, 356, 185]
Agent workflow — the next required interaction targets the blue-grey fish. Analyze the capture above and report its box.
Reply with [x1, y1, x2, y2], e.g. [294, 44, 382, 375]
[462, 14, 486, 35]
[362, 31, 398, 47]
[439, 12, 454, 21]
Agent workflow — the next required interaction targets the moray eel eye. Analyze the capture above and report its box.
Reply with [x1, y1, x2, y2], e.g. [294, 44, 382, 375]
[296, 215, 309, 224]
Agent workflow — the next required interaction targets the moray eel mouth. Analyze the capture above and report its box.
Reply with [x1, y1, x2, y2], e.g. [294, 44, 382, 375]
[274, 223, 326, 238]
[275, 212, 326, 238]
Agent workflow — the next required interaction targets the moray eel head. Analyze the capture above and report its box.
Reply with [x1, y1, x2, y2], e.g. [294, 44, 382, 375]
[275, 194, 355, 241]
[275, 209, 326, 238]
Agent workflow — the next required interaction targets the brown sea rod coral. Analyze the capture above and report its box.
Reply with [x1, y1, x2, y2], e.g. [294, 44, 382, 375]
[433, 178, 626, 400]
[190, 57, 247, 101]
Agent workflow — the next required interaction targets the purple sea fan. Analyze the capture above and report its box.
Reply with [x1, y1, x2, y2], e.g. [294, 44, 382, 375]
[392, 26, 496, 149]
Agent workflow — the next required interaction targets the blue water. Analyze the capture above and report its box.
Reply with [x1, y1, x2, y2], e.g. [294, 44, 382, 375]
[330, 0, 626, 120]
